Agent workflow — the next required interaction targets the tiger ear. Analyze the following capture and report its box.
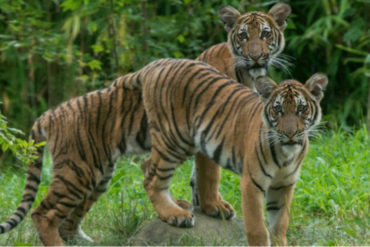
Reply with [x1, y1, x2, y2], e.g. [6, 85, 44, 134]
[268, 2, 291, 31]
[219, 6, 241, 32]
[305, 73, 328, 101]
[255, 76, 277, 102]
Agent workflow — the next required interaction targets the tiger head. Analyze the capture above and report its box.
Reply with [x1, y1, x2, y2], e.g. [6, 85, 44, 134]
[255, 74, 328, 151]
[219, 3, 291, 79]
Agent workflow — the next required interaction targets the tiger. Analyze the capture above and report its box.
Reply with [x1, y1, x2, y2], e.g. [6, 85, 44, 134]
[0, 84, 151, 245]
[192, 2, 292, 220]
[126, 58, 327, 246]
[0, 3, 292, 245]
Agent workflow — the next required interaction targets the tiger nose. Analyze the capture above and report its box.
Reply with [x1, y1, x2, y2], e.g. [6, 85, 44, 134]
[285, 130, 296, 139]
[250, 53, 262, 61]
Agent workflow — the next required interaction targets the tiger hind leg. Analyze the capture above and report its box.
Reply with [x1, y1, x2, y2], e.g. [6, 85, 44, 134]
[193, 153, 235, 219]
[59, 172, 113, 243]
[143, 151, 194, 227]
[31, 177, 87, 246]
[142, 157, 192, 210]
[58, 199, 94, 243]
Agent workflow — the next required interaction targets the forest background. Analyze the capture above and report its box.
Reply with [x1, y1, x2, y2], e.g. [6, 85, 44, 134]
[0, 0, 369, 245]
[0, 0, 369, 136]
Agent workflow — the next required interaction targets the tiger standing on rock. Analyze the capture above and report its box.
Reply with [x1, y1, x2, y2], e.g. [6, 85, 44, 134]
[129, 58, 327, 246]
[0, 3, 292, 246]
[192, 2, 292, 220]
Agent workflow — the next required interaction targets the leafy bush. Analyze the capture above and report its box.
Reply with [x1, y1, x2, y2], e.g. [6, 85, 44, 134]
[0, 0, 368, 131]
[0, 108, 42, 165]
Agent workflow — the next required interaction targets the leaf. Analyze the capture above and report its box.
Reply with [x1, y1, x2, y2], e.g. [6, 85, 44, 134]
[335, 44, 368, 56]
[87, 59, 102, 70]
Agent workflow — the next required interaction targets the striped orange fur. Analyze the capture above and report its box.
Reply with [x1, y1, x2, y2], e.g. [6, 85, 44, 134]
[131, 58, 327, 246]
[0, 84, 149, 245]
[192, 2, 292, 219]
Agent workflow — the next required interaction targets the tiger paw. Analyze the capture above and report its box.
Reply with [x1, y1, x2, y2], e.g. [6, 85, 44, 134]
[201, 197, 235, 220]
[161, 209, 195, 228]
[59, 226, 94, 243]
[175, 199, 193, 211]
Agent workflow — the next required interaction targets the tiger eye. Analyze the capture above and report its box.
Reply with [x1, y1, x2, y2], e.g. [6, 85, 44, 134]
[261, 29, 271, 39]
[297, 104, 307, 113]
[239, 31, 248, 40]
[273, 104, 282, 113]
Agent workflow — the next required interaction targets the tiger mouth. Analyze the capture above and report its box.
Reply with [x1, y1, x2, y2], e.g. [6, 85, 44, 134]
[247, 63, 268, 69]
[282, 140, 302, 146]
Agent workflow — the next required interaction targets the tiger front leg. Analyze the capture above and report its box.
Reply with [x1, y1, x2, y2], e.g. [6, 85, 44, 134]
[193, 153, 234, 219]
[266, 184, 295, 246]
[143, 152, 194, 227]
[240, 173, 270, 246]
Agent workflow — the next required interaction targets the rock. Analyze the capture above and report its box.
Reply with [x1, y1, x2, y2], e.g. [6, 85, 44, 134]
[132, 207, 246, 246]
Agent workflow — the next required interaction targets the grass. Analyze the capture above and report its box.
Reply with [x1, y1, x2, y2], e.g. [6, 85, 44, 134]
[0, 126, 369, 245]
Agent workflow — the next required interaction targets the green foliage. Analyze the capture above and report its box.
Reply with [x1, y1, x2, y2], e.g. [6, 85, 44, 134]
[0, 108, 41, 165]
[0, 130, 368, 245]
[284, 0, 369, 128]
[0, 0, 368, 132]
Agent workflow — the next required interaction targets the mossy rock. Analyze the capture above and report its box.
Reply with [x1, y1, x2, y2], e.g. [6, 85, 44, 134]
[132, 207, 246, 246]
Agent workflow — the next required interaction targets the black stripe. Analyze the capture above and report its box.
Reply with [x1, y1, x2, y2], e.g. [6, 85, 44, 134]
[155, 62, 190, 152]
[7, 219, 17, 227]
[195, 81, 234, 130]
[152, 146, 179, 163]
[0, 225, 5, 233]
[21, 195, 35, 203]
[267, 206, 280, 211]
[266, 201, 278, 207]
[16, 206, 26, 214]
[75, 118, 87, 162]
[213, 138, 224, 164]
[40, 201, 49, 209]
[268, 132, 281, 168]
[285, 140, 307, 178]
[270, 183, 294, 190]
[25, 184, 38, 192]
[251, 177, 265, 193]
[14, 212, 24, 220]
[283, 156, 295, 166]
[55, 213, 67, 219]
[202, 47, 211, 61]
[96, 90, 103, 133]
[255, 147, 272, 179]
[128, 90, 142, 134]
[96, 188, 107, 193]
[52, 191, 74, 201]
[157, 167, 175, 172]
[215, 88, 252, 139]
[191, 76, 227, 112]
[52, 130, 59, 154]
[136, 111, 149, 150]
[27, 172, 41, 184]
[55, 175, 84, 198]
[258, 125, 268, 164]
[58, 201, 77, 208]
[170, 102, 192, 147]
[157, 174, 173, 180]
